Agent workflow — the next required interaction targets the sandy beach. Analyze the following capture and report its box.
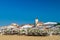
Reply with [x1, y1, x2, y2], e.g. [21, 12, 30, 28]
[0, 35, 60, 40]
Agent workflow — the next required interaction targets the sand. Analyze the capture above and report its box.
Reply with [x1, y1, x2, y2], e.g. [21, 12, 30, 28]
[0, 35, 60, 40]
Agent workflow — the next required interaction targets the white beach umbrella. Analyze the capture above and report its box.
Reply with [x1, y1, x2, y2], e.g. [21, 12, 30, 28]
[22, 25, 32, 29]
[44, 22, 57, 25]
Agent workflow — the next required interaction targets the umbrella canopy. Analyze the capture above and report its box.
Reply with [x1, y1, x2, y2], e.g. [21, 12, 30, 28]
[44, 22, 57, 25]
[22, 25, 33, 29]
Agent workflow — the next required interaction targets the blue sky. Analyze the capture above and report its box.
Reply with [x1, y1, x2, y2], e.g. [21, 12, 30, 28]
[0, 0, 60, 26]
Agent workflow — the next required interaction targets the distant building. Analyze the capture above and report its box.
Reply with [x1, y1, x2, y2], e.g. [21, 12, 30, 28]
[7, 23, 19, 29]
[35, 17, 43, 27]
[35, 17, 39, 26]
